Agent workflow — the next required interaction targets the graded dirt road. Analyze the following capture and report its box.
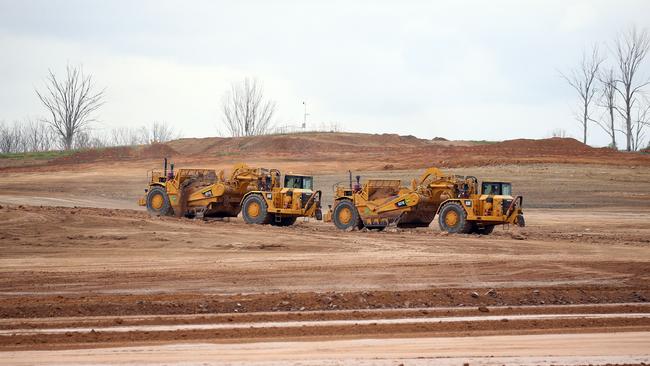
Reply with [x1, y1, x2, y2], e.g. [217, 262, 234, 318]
[4, 332, 649, 366]
[1, 141, 649, 364]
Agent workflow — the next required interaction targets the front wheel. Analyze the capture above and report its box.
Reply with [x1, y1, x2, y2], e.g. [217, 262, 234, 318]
[332, 200, 362, 230]
[438, 202, 472, 234]
[241, 194, 271, 224]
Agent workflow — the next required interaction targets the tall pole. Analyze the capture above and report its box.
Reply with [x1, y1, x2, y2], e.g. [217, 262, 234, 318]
[302, 101, 308, 129]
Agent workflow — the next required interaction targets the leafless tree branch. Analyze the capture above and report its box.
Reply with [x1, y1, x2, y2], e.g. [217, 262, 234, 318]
[560, 44, 604, 144]
[35, 64, 105, 150]
[594, 67, 619, 148]
[139, 121, 180, 144]
[612, 25, 650, 151]
[221, 78, 276, 137]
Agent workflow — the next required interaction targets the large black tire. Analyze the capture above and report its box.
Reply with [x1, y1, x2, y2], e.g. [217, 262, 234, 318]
[332, 200, 362, 230]
[241, 194, 271, 224]
[270, 216, 297, 226]
[438, 202, 472, 234]
[146, 186, 173, 216]
[474, 224, 495, 235]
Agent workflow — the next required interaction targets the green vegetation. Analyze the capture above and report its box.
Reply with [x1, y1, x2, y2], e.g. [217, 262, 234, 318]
[0, 150, 75, 160]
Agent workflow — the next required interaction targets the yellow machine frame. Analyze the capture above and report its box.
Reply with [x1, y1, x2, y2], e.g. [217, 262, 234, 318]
[326, 167, 524, 234]
[138, 160, 321, 226]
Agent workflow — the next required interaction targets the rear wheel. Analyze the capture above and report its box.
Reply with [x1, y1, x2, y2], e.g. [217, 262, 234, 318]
[242, 194, 271, 224]
[438, 202, 472, 234]
[146, 186, 173, 216]
[332, 200, 362, 230]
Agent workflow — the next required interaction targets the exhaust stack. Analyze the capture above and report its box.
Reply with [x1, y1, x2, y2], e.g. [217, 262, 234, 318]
[348, 170, 352, 190]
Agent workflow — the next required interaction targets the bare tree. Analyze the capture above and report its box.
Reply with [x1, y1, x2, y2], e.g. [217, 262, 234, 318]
[613, 26, 650, 151]
[0, 121, 26, 153]
[73, 130, 108, 149]
[35, 64, 105, 150]
[631, 98, 650, 151]
[221, 78, 276, 137]
[140, 121, 179, 144]
[0, 121, 12, 153]
[110, 127, 144, 146]
[595, 68, 620, 148]
[22, 119, 57, 152]
[561, 45, 604, 144]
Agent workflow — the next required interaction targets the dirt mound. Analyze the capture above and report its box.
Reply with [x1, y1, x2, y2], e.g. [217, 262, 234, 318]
[496, 137, 592, 152]
[167, 132, 434, 157]
[166, 137, 228, 155]
[6, 132, 650, 172]
[167, 134, 613, 166]
[139, 143, 178, 159]
[49, 143, 178, 165]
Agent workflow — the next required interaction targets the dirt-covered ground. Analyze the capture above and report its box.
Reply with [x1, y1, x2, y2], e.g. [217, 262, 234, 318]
[0, 134, 649, 365]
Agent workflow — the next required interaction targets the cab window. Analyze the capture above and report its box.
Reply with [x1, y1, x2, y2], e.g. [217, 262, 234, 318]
[501, 183, 512, 196]
[284, 176, 313, 190]
[302, 176, 313, 190]
[481, 182, 512, 196]
[482, 183, 498, 195]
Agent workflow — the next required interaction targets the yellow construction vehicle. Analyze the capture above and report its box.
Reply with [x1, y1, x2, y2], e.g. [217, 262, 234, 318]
[325, 167, 524, 234]
[240, 171, 323, 226]
[138, 159, 322, 226]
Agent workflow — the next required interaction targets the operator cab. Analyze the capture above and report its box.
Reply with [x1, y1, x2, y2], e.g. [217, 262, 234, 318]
[481, 181, 512, 196]
[284, 174, 314, 191]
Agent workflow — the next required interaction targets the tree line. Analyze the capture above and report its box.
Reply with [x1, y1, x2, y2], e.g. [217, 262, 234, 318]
[0, 64, 180, 155]
[562, 26, 650, 151]
[1, 63, 278, 155]
[0, 119, 178, 154]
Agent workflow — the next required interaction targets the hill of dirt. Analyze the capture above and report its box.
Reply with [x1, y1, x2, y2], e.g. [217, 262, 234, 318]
[48, 143, 179, 165]
[166, 132, 434, 156]
[166, 133, 650, 169]
[2, 132, 649, 171]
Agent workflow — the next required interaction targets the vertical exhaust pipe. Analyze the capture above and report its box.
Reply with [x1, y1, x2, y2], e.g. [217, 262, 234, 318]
[163, 158, 168, 181]
[348, 170, 352, 190]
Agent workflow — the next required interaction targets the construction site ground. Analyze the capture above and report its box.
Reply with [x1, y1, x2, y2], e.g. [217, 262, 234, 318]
[1, 134, 649, 365]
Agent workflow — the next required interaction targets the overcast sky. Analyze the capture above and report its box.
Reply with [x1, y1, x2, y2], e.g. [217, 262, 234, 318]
[1, 0, 649, 146]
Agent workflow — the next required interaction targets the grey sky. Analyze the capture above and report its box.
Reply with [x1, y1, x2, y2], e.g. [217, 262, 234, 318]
[1, 0, 649, 146]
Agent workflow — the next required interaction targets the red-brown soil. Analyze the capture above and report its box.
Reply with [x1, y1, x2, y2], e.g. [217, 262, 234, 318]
[49, 143, 179, 165]
[130, 133, 650, 169]
[2, 133, 650, 172]
[1, 134, 650, 364]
